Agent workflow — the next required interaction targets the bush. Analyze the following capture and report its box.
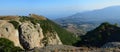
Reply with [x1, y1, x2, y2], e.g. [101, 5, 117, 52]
[9, 21, 19, 29]
[19, 16, 32, 22]
[0, 38, 22, 52]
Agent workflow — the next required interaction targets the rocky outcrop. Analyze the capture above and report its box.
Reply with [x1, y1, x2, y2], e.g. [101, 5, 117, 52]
[19, 22, 62, 50]
[0, 20, 21, 47]
[19, 22, 44, 49]
[42, 32, 62, 46]
[0, 18, 62, 50]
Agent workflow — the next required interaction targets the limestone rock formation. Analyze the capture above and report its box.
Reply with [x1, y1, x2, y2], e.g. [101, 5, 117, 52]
[19, 22, 44, 49]
[0, 20, 21, 47]
[19, 22, 62, 50]
[0, 17, 62, 50]
[42, 32, 62, 46]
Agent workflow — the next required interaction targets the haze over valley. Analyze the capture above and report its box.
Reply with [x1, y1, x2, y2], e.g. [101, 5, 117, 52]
[54, 6, 120, 36]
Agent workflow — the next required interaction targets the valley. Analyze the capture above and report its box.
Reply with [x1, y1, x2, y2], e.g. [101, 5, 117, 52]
[54, 6, 120, 36]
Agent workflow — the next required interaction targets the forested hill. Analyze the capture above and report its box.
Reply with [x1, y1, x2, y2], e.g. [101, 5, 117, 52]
[74, 22, 120, 47]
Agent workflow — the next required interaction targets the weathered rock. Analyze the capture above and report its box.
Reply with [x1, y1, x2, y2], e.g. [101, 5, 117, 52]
[0, 15, 62, 50]
[0, 20, 21, 47]
[42, 32, 62, 46]
[19, 22, 62, 50]
[19, 22, 44, 49]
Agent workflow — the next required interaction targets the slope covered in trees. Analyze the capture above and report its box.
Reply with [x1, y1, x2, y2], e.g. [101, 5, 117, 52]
[74, 22, 120, 47]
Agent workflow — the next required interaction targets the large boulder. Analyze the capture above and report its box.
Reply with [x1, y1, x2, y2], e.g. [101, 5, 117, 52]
[0, 20, 21, 47]
[19, 22, 62, 50]
[19, 22, 44, 49]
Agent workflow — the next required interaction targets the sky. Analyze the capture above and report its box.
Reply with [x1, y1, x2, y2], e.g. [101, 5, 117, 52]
[0, 0, 120, 19]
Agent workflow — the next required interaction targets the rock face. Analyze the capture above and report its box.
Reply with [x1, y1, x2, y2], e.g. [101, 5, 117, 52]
[19, 22, 62, 50]
[19, 22, 44, 49]
[0, 18, 62, 50]
[0, 20, 21, 47]
[42, 32, 62, 45]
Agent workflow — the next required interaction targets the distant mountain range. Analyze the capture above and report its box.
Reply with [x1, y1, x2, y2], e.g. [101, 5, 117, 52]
[54, 6, 120, 35]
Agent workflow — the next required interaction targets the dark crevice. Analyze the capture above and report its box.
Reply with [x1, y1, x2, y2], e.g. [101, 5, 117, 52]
[6, 28, 8, 31]
[18, 25, 30, 50]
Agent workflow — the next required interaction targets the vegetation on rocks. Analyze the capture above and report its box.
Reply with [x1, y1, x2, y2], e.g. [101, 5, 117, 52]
[9, 20, 19, 29]
[19, 16, 79, 45]
[0, 38, 22, 52]
[46, 19, 80, 45]
[0, 15, 79, 51]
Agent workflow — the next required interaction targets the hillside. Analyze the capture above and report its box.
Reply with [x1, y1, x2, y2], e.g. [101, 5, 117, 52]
[0, 14, 79, 50]
[74, 22, 120, 47]
[54, 6, 120, 36]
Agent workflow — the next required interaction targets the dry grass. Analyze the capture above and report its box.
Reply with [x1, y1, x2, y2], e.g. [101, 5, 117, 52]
[0, 14, 47, 21]
[29, 14, 47, 20]
[0, 16, 19, 20]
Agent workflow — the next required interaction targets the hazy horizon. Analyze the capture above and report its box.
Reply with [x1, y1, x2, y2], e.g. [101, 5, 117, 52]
[1, 0, 120, 19]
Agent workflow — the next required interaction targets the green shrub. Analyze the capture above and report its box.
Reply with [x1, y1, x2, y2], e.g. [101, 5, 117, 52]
[40, 20, 54, 34]
[9, 21, 19, 29]
[45, 19, 80, 45]
[19, 16, 30, 22]
[19, 16, 39, 25]
[0, 38, 22, 52]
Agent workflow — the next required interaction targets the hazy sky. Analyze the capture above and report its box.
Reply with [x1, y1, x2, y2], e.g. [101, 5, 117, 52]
[0, 0, 120, 18]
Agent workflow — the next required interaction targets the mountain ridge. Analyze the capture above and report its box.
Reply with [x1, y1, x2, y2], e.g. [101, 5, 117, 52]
[54, 6, 120, 36]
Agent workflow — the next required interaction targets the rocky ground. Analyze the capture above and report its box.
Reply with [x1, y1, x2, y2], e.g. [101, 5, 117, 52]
[20, 45, 120, 52]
